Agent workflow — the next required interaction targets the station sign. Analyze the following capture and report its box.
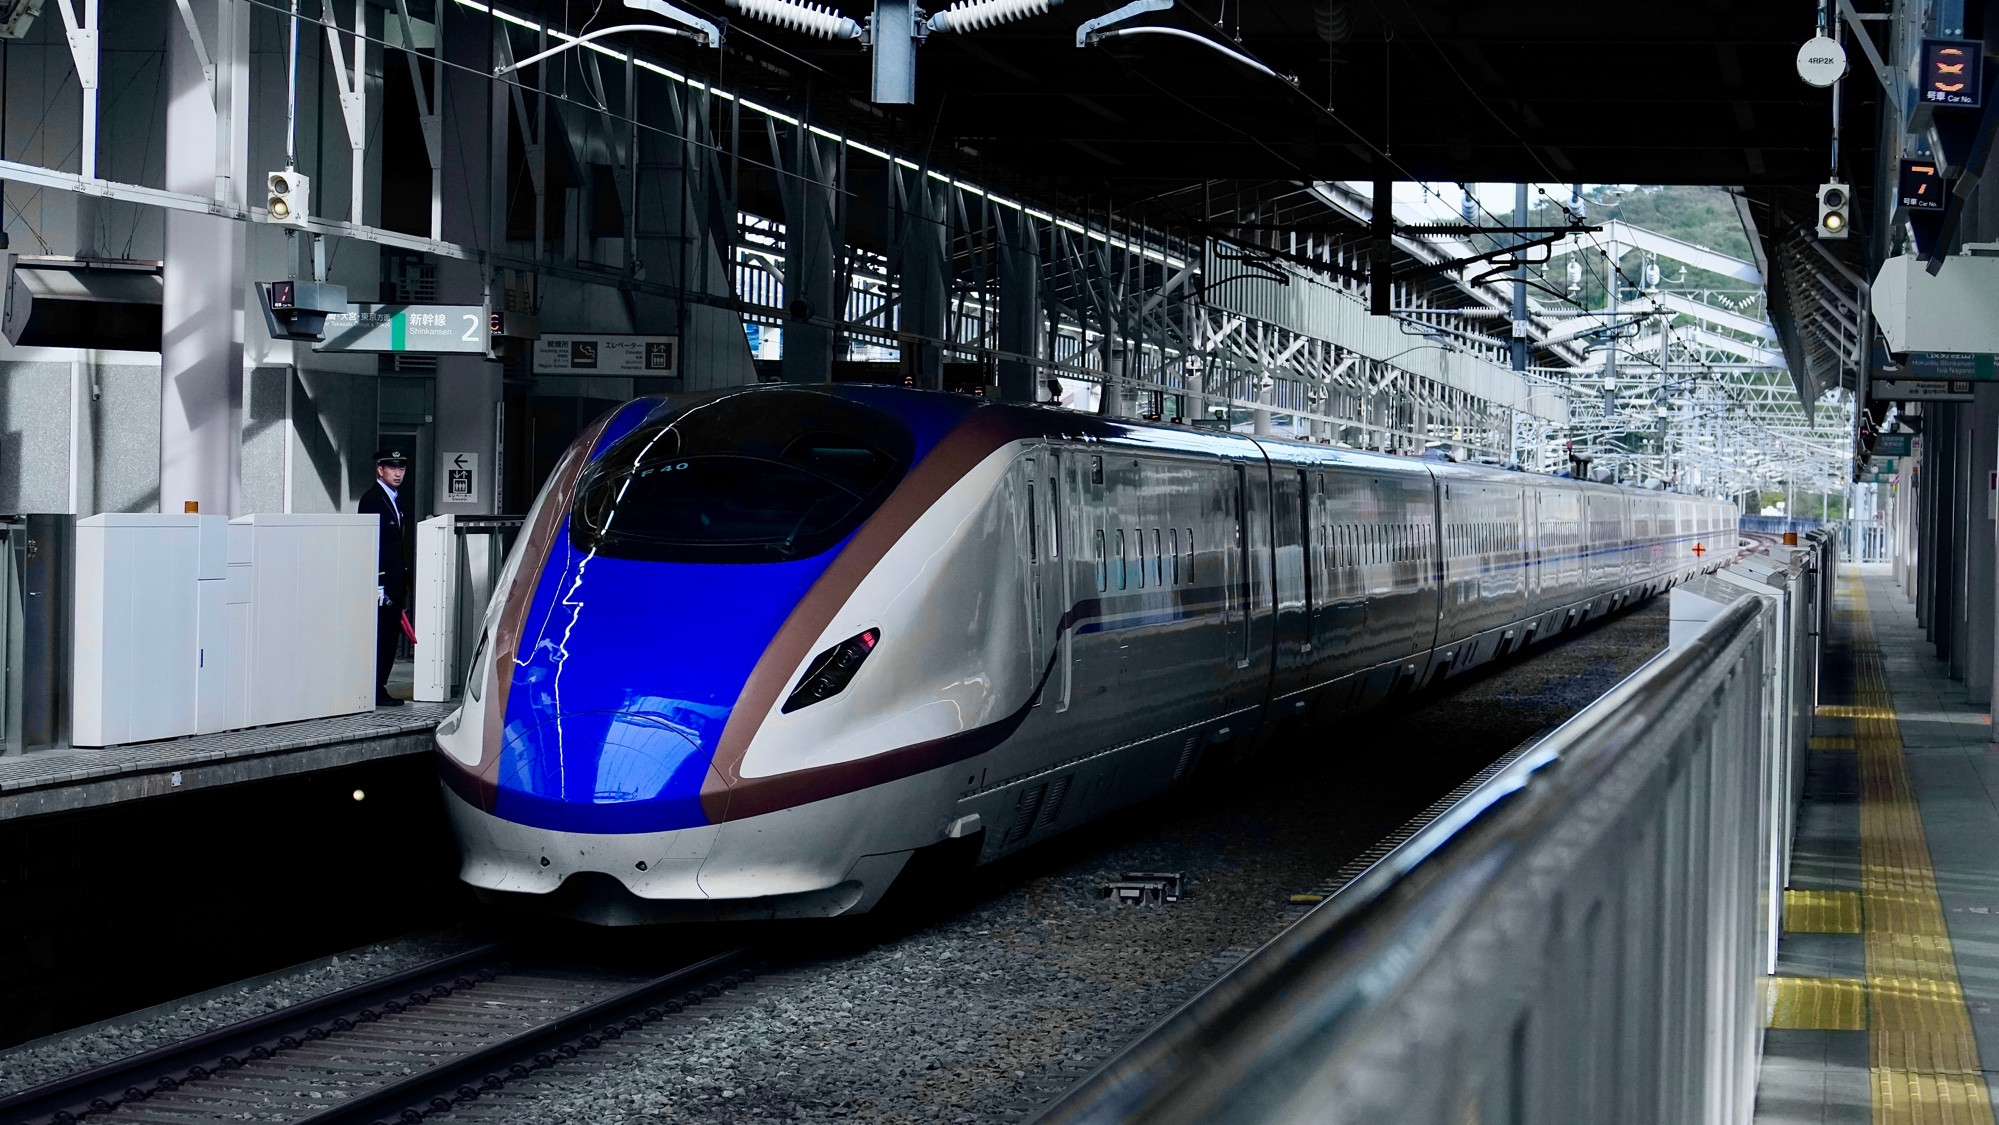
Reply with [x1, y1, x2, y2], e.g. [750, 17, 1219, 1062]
[315, 304, 486, 353]
[1899, 159, 1947, 211]
[1876, 432, 1913, 457]
[442, 452, 479, 505]
[1921, 39, 1982, 108]
[1903, 352, 1998, 380]
[533, 334, 679, 377]
[1870, 377, 1976, 402]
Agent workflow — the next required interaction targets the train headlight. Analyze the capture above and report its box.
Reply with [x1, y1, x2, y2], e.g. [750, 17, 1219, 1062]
[782, 628, 881, 713]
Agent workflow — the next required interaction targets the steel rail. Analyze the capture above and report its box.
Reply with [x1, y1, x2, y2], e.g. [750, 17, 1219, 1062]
[299, 949, 753, 1125]
[0, 943, 506, 1125]
[1028, 594, 1766, 1125]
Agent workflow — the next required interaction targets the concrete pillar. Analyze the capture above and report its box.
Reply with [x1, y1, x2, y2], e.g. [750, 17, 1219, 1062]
[780, 129, 839, 384]
[160, 0, 249, 516]
[996, 210, 1040, 404]
[1972, 385, 1999, 707]
[1919, 420, 1936, 631]
[894, 168, 948, 390]
[1936, 407, 1960, 665]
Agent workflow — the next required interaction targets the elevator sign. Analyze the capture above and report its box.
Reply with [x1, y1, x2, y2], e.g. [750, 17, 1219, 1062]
[532, 334, 679, 376]
[443, 452, 478, 505]
[315, 304, 486, 353]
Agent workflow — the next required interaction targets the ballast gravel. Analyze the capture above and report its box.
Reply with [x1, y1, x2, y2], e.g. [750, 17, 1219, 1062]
[0, 932, 482, 1099]
[430, 602, 1670, 1125]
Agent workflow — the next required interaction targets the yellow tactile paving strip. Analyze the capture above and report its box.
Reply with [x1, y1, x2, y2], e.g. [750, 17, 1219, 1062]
[1787, 888, 1863, 933]
[1845, 580, 1996, 1124]
[1770, 975, 1869, 1030]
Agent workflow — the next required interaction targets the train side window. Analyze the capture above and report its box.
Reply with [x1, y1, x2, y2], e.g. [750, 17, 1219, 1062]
[1095, 530, 1106, 591]
[1170, 528, 1180, 584]
[1027, 483, 1038, 563]
[1047, 477, 1060, 557]
[1136, 528, 1146, 588]
[1091, 456, 1104, 486]
[1154, 529, 1164, 586]
[1185, 528, 1194, 583]
[1117, 529, 1128, 590]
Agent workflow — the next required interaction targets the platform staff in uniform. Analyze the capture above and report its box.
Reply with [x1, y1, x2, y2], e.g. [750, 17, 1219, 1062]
[359, 449, 412, 707]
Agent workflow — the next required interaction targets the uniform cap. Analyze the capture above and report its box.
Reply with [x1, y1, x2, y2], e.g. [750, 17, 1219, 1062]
[374, 448, 411, 466]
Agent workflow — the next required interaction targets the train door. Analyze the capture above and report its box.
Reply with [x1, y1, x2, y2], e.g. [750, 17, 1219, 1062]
[1229, 462, 1252, 669]
[1020, 452, 1068, 710]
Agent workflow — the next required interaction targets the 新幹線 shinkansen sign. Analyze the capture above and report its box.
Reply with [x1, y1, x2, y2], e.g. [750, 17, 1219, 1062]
[315, 304, 487, 353]
[533, 334, 679, 377]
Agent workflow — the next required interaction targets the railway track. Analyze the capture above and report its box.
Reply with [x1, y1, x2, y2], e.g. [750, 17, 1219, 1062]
[0, 945, 757, 1125]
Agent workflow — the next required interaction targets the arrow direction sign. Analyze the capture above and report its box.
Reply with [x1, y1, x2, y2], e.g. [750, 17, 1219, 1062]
[443, 452, 479, 504]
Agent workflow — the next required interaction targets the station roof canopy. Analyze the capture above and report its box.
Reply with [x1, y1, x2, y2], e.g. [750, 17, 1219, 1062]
[690, 0, 1860, 214]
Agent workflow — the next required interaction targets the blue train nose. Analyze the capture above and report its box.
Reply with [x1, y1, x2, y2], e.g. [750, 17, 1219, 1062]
[494, 710, 714, 833]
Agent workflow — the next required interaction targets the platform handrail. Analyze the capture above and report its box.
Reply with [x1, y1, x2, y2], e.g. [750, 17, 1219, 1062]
[1033, 592, 1774, 1125]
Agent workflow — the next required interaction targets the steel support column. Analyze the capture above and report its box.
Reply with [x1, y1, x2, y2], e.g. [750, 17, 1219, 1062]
[1969, 385, 1997, 705]
[997, 209, 1041, 403]
[894, 166, 948, 389]
[160, 0, 248, 516]
[430, 1, 502, 516]
[780, 128, 839, 384]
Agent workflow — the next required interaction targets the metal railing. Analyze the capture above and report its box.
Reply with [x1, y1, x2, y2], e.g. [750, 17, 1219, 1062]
[1841, 520, 1889, 564]
[1035, 535, 1834, 1125]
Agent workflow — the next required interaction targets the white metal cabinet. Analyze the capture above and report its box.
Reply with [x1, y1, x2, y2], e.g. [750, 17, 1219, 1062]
[72, 514, 221, 746]
[227, 514, 376, 726]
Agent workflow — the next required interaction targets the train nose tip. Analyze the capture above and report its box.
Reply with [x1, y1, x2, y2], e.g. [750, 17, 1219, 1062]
[494, 710, 716, 831]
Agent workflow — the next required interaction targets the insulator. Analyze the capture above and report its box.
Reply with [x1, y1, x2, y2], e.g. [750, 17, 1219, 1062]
[927, 0, 1060, 34]
[726, 0, 861, 39]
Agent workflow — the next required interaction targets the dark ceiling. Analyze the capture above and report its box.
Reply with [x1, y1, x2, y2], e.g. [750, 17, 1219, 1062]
[623, 0, 1877, 219]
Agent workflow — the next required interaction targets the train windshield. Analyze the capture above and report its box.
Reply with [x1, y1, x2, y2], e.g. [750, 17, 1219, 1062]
[570, 392, 914, 563]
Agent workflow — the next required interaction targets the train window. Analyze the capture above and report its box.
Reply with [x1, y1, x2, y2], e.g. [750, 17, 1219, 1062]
[1154, 529, 1165, 586]
[1091, 456, 1104, 486]
[1048, 477, 1060, 557]
[1136, 528, 1146, 589]
[1117, 529, 1128, 590]
[569, 393, 913, 563]
[1095, 530, 1106, 591]
[1170, 528, 1180, 584]
[1185, 528, 1195, 583]
[1027, 483, 1038, 563]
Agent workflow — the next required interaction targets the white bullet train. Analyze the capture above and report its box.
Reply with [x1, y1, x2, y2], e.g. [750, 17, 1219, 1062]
[435, 384, 1737, 924]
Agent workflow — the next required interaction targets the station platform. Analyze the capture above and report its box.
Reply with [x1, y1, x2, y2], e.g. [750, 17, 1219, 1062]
[1756, 566, 1999, 1123]
[0, 701, 450, 823]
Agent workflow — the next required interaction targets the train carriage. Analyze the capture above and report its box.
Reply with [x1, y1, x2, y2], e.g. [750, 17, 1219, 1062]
[436, 384, 1737, 924]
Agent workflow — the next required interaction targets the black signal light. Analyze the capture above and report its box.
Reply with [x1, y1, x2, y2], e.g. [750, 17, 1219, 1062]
[782, 628, 881, 713]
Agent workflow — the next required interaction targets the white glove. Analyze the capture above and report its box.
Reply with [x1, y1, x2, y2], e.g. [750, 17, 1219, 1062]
[377, 585, 387, 607]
